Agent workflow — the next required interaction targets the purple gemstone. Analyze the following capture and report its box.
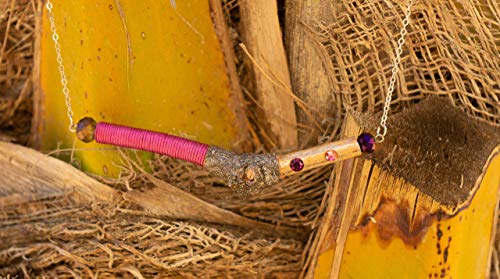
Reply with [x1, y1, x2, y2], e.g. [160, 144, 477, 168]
[289, 158, 304, 172]
[357, 133, 375, 153]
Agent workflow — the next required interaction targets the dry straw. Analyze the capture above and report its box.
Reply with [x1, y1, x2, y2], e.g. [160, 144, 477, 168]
[0, 0, 33, 144]
[1, 0, 499, 278]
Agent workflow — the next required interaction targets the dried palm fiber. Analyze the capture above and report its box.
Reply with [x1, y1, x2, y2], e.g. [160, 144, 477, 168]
[0, 140, 324, 277]
[0, 0, 499, 278]
[0, 0, 34, 144]
[226, 0, 498, 276]
[0, 142, 305, 278]
[285, 0, 499, 146]
[1, 0, 322, 277]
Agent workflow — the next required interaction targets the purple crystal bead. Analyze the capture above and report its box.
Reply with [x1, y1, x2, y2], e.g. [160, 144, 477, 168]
[357, 133, 375, 153]
[289, 158, 305, 172]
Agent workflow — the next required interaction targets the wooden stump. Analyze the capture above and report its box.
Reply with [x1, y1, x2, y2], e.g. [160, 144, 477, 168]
[285, 0, 336, 147]
[239, 0, 298, 150]
[309, 97, 500, 278]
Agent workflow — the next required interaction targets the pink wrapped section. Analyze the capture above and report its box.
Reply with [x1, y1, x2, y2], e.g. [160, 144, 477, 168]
[95, 122, 209, 166]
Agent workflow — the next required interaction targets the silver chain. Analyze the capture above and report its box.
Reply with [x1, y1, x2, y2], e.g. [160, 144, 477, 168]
[45, 0, 76, 132]
[375, 0, 413, 143]
[46, 0, 412, 139]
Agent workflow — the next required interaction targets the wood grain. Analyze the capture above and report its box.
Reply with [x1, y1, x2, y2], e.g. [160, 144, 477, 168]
[285, 1, 338, 146]
[277, 137, 361, 176]
[209, 0, 251, 152]
[0, 142, 305, 239]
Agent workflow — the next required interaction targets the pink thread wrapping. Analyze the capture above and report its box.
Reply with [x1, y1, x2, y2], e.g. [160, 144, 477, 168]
[95, 122, 209, 166]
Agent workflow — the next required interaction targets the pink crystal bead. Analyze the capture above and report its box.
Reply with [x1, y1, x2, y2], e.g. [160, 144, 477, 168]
[325, 150, 339, 161]
[289, 158, 304, 172]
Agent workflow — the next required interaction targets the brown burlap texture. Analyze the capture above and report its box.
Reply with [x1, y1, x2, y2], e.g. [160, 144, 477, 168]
[283, 0, 499, 146]
[1, 0, 499, 278]
[321, 0, 498, 122]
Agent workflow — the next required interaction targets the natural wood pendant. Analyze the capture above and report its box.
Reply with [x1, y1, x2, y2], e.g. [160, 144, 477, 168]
[307, 97, 500, 278]
[277, 138, 361, 176]
[73, 115, 370, 194]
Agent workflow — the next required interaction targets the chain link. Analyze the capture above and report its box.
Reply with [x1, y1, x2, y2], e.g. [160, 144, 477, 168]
[46, 0, 76, 132]
[375, 0, 413, 143]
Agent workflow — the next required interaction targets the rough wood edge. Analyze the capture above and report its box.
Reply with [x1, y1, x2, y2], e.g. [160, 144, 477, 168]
[30, 0, 43, 149]
[329, 138, 500, 279]
[305, 112, 500, 278]
[487, 176, 500, 278]
[239, 0, 298, 150]
[329, 116, 363, 279]
[303, 114, 362, 278]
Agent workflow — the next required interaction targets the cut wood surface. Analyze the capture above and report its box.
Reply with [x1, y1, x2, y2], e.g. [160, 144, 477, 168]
[0, 141, 305, 239]
[306, 98, 500, 278]
[240, 0, 298, 150]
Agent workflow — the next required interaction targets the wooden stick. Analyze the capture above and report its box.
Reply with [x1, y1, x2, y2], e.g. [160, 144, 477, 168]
[75, 117, 364, 194]
[209, 0, 251, 152]
[277, 137, 361, 176]
[203, 137, 362, 193]
[239, 0, 298, 149]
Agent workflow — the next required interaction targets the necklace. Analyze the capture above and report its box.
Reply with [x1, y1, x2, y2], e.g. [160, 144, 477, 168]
[45, 0, 412, 193]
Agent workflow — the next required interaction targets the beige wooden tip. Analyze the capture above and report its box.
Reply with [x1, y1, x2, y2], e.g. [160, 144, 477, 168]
[277, 137, 361, 176]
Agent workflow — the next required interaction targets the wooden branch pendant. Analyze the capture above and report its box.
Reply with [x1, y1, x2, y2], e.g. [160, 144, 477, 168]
[276, 137, 366, 176]
[75, 117, 374, 193]
[308, 97, 500, 279]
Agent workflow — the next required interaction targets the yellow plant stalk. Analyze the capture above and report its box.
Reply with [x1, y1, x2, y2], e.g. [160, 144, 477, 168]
[315, 152, 499, 278]
[312, 110, 499, 279]
[35, 0, 242, 175]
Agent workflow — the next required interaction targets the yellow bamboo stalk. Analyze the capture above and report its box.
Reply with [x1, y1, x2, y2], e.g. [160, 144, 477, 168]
[33, 0, 247, 175]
